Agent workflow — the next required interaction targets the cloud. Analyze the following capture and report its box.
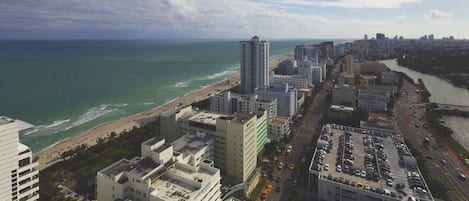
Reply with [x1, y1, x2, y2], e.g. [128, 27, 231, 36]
[0, 0, 385, 39]
[270, 0, 423, 9]
[424, 9, 453, 20]
[396, 15, 407, 20]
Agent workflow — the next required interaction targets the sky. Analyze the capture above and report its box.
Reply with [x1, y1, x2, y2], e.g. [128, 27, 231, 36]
[0, 0, 468, 40]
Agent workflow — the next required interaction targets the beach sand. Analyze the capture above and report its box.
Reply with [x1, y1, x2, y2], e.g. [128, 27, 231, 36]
[35, 58, 285, 170]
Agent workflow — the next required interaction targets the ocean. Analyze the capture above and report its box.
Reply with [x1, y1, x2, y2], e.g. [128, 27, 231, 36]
[0, 39, 347, 151]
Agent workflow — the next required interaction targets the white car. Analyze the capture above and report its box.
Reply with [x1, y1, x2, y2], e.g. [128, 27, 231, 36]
[278, 162, 284, 169]
[336, 165, 342, 172]
[324, 164, 330, 171]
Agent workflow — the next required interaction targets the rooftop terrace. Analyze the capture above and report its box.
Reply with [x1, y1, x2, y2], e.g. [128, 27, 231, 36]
[310, 124, 433, 200]
[150, 163, 219, 201]
[172, 133, 212, 158]
[100, 157, 160, 179]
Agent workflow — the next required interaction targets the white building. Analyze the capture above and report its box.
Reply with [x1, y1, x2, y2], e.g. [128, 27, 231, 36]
[97, 133, 221, 201]
[209, 91, 277, 120]
[267, 117, 290, 141]
[269, 71, 310, 89]
[0, 117, 39, 201]
[240, 36, 269, 94]
[255, 83, 299, 119]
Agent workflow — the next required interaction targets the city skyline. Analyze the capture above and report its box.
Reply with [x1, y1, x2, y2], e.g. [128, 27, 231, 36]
[1, 0, 468, 40]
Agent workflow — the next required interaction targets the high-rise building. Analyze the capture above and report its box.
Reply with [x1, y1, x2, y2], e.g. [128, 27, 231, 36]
[343, 55, 354, 74]
[160, 106, 267, 183]
[0, 117, 39, 201]
[376, 33, 385, 40]
[240, 36, 269, 94]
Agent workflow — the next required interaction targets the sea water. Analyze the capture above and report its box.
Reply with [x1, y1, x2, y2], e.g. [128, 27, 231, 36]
[0, 39, 347, 151]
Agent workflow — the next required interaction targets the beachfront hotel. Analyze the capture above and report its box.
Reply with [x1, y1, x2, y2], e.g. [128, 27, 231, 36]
[307, 124, 433, 201]
[97, 132, 221, 201]
[0, 116, 39, 201]
[160, 106, 266, 193]
[240, 36, 269, 94]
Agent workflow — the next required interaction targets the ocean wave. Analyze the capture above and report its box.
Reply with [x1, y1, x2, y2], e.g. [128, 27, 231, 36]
[21, 103, 127, 137]
[142, 102, 154, 105]
[175, 81, 189, 88]
[202, 66, 238, 80]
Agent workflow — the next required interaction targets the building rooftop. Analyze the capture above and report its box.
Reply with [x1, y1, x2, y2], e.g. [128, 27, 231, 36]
[309, 124, 433, 200]
[150, 163, 219, 201]
[0, 116, 14, 126]
[360, 118, 394, 132]
[100, 157, 160, 179]
[334, 84, 355, 89]
[172, 132, 212, 159]
[330, 105, 354, 112]
[269, 117, 288, 126]
[188, 111, 224, 126]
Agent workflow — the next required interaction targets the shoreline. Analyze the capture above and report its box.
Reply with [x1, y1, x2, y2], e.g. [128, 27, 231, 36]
[35, 57, 287, 170]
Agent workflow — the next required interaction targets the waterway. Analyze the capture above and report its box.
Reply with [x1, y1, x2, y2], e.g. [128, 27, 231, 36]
[382, 59, 469, 150]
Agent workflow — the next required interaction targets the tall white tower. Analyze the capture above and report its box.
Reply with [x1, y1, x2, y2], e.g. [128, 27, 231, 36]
[240, 36, 269, 94]
[0, 117, 39, 201]
[0, 117, 19, 201]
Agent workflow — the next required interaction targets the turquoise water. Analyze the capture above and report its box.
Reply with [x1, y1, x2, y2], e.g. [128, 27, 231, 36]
[0, 39, 347, 151]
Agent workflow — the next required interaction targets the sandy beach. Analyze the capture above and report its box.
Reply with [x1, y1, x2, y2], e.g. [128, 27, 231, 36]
[35, 57, 285, 170]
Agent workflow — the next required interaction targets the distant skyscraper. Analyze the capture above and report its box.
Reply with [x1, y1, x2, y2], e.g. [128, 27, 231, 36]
[364, 34, 368, 40]
[240, 36, 269, 94]
[376, 33, 385, 40]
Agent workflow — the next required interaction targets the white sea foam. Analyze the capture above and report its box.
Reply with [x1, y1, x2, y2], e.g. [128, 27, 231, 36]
[143, 102, 154, 105]
[203, 66, 238, 80]
[45, 119, 71, 128]
[175, 81, 189, 88]
[21, 103, 127, 137]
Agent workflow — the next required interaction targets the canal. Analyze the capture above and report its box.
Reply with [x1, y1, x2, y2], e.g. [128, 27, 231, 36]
[382, 59, 469, 150]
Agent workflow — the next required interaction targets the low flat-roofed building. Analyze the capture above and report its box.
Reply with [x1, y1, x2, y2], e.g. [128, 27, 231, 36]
[381, 71, 399, 85]
[307, 124, 433, 201]
[327, 105, 354, 120]
[360, 117, 395, 135]
[97, 133, 221, 201]
[332, 84, 356, 106]
[267, 117, 290, 141]
[358, 89, 389, 112]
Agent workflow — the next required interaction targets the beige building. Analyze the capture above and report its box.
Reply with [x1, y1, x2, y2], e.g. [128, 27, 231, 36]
[360, 60, 387, 73]
[161, 106, 266, 183]
[267, 117, 290, 141]
[160, 106, 194, 142]
[0, 117, 39, 201]
[97, 133, 221, 201]
[343, 55, 355, 74]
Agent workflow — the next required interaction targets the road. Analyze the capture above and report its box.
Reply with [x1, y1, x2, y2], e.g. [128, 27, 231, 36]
[265, 60, 342, 201]
[394, 80, 469, 201]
